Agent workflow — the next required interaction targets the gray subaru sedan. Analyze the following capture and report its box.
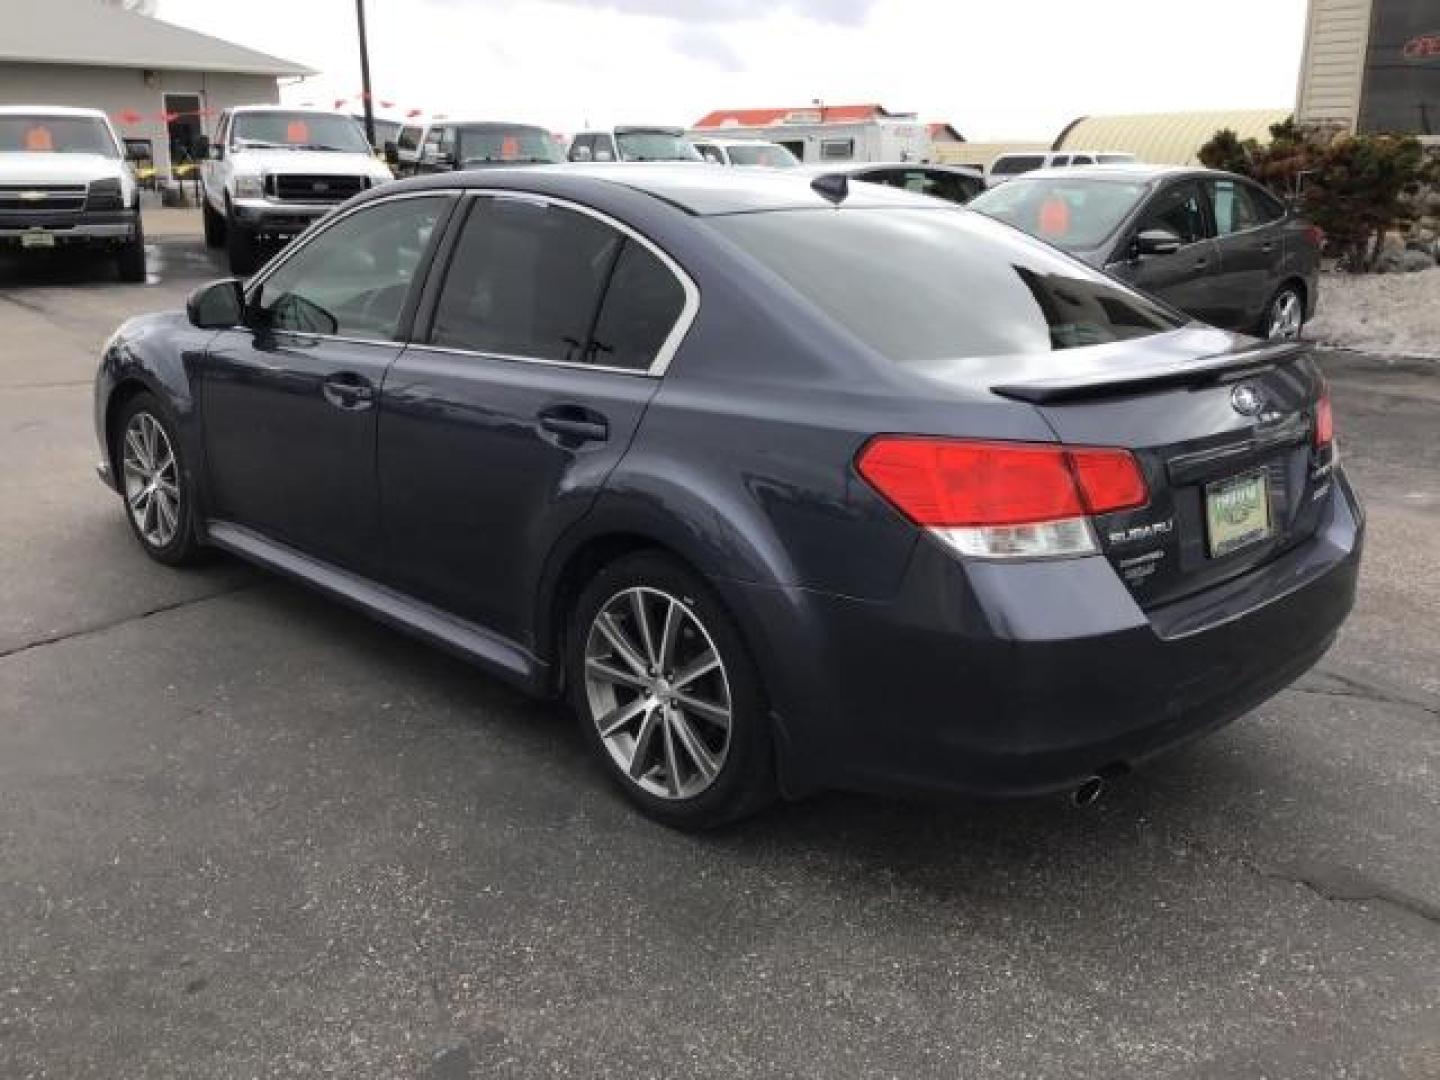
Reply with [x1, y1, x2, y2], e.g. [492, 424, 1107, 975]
[94, 165, 1359, 827]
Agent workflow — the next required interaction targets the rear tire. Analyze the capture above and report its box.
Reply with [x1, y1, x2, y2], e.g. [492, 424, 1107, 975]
[567, 551, 776, 829]
[112, 392, 204, 567]
[202, 193, 225, 248]
[225, 208, 259, 277]
[116, 214, 146, 283]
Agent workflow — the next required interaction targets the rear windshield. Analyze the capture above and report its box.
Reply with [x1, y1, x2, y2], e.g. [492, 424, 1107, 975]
[969, 177, 1149, 251]
[990, 155, 1044, 176]
[616, 130, 701, 162]
[0, 115, 118, 157]
[726, 143, 799, 168]
[711, 208, 1183, 363]
[456, 124, 560, 164]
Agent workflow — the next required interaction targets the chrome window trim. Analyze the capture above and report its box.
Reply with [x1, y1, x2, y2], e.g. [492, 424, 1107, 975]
[241, 186, 699, 377]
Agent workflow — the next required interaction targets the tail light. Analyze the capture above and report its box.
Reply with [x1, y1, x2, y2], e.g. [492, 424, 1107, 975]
[856, 438, 1148, 559]
[1314, 387, 1334, 449]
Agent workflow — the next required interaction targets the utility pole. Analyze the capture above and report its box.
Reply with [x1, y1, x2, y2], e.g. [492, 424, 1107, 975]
[356, 0, 376, 147]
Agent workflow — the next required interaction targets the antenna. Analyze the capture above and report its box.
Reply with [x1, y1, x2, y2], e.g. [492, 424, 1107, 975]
[810, 172, 848, 205]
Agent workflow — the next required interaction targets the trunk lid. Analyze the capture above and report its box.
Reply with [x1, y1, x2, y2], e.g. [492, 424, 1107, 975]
[989, 330, 1333, 609]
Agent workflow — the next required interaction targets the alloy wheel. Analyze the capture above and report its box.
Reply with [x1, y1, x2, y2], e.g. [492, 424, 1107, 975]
[1267, 290, 1303, 340]
[583, 586, 732, 800]
[121, 411, 181, 548]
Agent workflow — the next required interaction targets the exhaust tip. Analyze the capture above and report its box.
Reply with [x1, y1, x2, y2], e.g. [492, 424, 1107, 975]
[1071, 776, 1106, 808]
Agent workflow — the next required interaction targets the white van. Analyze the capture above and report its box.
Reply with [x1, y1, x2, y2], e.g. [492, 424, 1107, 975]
[987, 150, 1136, 187]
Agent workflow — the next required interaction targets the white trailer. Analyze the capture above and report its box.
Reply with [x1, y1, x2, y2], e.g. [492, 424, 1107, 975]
[688, 113, 934, 165]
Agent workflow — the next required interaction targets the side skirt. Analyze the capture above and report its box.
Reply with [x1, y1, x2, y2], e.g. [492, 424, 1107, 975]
[206, 520, 552, 697]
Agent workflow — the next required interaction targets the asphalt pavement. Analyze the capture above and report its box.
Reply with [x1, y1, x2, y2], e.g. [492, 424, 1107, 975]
[1, 210, 1437, 1079]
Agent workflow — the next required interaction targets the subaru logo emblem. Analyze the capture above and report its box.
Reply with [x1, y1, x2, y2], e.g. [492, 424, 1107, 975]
[1231, 384, 1264, 416]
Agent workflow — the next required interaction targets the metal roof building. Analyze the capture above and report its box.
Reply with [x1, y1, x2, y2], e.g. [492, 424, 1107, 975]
[1053, 109, 1292, 166]
[0, 0, 315, 182]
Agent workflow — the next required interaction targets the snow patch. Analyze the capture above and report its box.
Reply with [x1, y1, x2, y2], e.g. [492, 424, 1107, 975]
[1308, 269, 1440, 360]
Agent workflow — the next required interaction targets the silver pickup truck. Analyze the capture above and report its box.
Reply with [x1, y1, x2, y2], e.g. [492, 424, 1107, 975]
[0, 105, 145, 281]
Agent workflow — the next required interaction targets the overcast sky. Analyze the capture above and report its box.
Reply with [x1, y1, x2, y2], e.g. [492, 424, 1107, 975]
[154, 0, 1310, 140]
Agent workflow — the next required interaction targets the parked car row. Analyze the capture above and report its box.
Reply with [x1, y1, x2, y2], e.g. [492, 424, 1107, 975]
[4, 102, 1320, 344]
[93, 163, 1361, 826]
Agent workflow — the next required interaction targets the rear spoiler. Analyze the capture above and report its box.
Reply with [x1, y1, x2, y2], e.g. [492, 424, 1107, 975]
[991, 340, 1310, 404]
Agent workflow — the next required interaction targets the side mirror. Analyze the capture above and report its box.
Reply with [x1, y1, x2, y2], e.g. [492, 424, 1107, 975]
[383, 140, 401, 167]
[186, 279, 245, 329]
[207, 142, 224, 161]
[1134, 228, 1182, 258]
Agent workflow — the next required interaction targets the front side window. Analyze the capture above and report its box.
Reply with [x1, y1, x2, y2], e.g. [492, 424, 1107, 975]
[713, 208, 1183, 364]
[1139, 181, 1211, 245]
[0, 115, 119, 157]
[254, 196, 446, 340]
[431, 198, 622, 362]
[230, 111, 371, 154]
[970, 178, 1149, 250]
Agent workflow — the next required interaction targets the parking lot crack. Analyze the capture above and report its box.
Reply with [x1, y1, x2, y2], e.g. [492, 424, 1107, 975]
[1293, 670, 1440, 720]
[0, 581, 259, 663]
[1253, 859, 1440, 930]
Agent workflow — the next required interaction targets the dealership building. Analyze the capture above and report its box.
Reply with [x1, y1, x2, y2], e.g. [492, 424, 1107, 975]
[0, 0, 313, 182]
[1297, 0, 1440, 138]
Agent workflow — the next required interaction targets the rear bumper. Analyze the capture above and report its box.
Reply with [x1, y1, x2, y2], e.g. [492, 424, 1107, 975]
[732, 472, 1363, 800]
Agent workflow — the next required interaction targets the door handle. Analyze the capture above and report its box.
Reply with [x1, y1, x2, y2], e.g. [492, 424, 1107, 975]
[322, 373, 375, 411]
[1193, 258, 1210, 270]
[1260, 242, 1275, 253]
[538, 406, 609, 444]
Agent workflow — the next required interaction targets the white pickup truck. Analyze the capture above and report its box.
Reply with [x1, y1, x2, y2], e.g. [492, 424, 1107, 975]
[200, 105, 393, 275]
[0, 105, 145, 281]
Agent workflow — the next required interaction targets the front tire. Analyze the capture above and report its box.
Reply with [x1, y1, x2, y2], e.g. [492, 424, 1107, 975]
[1262, 284, 1304, 340]
[567, 552, 776, 829]
[225, 206, 259, 277]
[113, 393, 203, 566]
[116, 214, 146, 283]
[202, 193, 225, 248]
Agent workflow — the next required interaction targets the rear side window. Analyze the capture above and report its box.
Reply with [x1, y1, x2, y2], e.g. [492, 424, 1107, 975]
[590, 242, 687, 371]
[713, 208, 1182, 364]
[431, 198, 623, 362]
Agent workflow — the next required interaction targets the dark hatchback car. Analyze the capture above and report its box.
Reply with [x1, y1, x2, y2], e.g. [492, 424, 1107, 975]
[970, 165, 1322, 340]
[94, 166, 1361, 827]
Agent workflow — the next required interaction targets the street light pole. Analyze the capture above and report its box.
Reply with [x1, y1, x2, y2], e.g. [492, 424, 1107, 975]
[356, 0, 376, 147]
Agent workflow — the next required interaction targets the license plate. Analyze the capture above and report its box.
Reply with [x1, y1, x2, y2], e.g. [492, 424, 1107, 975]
[21, 230, 55, 249]
[1205, 470, 1272, 557]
